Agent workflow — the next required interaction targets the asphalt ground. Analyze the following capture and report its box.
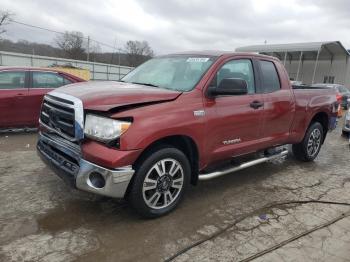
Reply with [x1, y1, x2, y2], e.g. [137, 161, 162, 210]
[0, 123, 349, 261]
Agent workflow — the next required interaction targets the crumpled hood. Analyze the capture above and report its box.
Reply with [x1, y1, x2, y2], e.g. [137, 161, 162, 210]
[53, 81, 182, 111]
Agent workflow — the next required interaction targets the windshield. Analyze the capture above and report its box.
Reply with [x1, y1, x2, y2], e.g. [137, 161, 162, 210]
[122, 55, 217, 91]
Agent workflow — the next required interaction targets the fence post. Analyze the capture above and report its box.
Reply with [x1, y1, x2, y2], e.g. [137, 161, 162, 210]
[107, 65, 109, 80]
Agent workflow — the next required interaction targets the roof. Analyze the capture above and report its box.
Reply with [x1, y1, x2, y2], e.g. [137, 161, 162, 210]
[236, 41, 350, 60]
[170, 50, 232, 56]
[166, 51, 279, 60]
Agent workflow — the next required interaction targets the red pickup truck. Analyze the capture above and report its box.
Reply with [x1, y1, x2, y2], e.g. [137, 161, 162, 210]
[0, 67, 84, 129]
[37, 51, 337, 217]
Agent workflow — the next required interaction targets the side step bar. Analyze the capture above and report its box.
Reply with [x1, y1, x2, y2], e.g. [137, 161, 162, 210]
[198, 150, 289, 181]
[0, 127, 37, 133]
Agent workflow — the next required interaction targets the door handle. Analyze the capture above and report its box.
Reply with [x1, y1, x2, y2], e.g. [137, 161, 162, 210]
[250, 100, 264, 109]
[16, 93, 25, 99]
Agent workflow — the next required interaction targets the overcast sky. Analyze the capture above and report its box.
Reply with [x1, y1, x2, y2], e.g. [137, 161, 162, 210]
[1, 0, 350, 54]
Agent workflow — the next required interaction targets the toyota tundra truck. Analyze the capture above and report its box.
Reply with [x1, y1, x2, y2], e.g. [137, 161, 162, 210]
[37, 51, 338, 218]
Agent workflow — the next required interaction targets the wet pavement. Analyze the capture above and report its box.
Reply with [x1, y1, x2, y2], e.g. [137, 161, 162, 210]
[0, 126, 350, 262]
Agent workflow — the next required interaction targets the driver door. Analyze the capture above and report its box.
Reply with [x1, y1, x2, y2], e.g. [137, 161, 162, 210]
[204, 58, 265, 164]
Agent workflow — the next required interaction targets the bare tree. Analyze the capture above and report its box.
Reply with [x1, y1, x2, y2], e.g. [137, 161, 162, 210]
[124, 40, 154, 66]
[54, 31, 86, 60]
[0, 11, 13, 38]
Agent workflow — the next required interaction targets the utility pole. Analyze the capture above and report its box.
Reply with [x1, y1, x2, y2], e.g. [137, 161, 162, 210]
[110, 37, 117, 64]
[118, 48, 121, 80]
[87, 36, 90, 62]
[31, 48, 35, 66]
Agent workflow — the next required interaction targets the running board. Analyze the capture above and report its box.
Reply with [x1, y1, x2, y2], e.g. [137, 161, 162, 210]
[198, 150, 289, 181]
[0, 127, 37, 133]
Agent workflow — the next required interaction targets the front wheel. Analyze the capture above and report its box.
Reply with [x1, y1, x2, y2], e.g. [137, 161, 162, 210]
[128, 147, 190, 218]
[292, 122, 324, 162]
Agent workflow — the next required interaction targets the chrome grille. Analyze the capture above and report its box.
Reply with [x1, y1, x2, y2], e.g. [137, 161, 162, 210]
[40, 92, 84, 142]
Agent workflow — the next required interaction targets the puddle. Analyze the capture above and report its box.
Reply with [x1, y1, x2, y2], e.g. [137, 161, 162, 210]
[37, 198, 129, 233]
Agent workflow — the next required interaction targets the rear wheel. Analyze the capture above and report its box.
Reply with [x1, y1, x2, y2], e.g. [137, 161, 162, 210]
[128, 147, 190, 218]
[292, 122, 324, 162]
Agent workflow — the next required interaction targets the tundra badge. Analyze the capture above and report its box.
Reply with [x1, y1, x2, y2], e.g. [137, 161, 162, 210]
[223, 138, 241, 145]
[193, 110, 205, 117]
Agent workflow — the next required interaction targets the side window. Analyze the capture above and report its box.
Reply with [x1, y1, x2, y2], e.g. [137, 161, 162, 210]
[0, 71, 26, 89]
[214, 59, 255, 94]
[32, 72, 66, 89]
[260, 60, 281, 93]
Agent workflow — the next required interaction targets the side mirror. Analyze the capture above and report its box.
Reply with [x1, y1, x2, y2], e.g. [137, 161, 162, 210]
[208, 78, 248, 97]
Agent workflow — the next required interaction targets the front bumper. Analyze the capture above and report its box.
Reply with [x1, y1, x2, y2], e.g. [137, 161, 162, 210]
[37, 133, 134, 198]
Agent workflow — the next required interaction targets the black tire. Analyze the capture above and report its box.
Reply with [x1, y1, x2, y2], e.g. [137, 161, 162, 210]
[292, 122, 324, 162]
[342, 130, 349, 137]
[128, 146, 190, 218]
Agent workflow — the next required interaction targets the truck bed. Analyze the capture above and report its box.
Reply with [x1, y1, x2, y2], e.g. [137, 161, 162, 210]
[292, 84, 333, 90]
[289, 86, 337, 143]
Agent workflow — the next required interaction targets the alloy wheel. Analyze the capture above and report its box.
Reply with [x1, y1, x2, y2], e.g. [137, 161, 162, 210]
[307, 129, 321, 157]
[142, 158, 184, 209]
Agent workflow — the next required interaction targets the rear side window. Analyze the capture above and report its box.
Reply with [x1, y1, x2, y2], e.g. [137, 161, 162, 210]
[0, 71, 26, 89]
[260, 61, 281, 93]
[32, 72, 67, 89]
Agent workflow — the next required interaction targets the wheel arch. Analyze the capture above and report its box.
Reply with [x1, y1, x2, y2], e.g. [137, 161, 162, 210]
[132, 135, 200, 186]
[308, 111, 329, 143]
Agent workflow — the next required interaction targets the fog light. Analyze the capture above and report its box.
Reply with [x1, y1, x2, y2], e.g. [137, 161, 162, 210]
[89, 172, 106, 188]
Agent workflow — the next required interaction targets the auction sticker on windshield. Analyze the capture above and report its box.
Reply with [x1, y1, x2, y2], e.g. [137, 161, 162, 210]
[186, 57, 210, 62]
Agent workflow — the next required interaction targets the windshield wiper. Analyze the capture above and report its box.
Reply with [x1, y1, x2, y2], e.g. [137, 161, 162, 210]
[127, 81, 177, 91]
[130, 82, 160, 88]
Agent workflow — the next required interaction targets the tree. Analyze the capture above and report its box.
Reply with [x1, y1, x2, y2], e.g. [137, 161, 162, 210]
[124, 40, 154, 66]
[0, 11, 13, 38]
[54, 31, 86, 60]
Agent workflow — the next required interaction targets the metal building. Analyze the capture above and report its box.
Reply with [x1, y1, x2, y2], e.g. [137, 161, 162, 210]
[236, 41, 350, 86]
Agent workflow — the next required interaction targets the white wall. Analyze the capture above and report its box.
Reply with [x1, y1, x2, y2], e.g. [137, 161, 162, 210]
[282, 55, 349, 86]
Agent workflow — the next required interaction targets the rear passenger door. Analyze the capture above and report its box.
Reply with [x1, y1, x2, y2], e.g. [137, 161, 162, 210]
[28, 71, 73, 126]
[258, 60, 294, 146]
[0, 70, 29, 128]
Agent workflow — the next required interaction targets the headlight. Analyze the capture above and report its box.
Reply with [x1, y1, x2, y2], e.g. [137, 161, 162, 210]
[84, 114, 131, 142]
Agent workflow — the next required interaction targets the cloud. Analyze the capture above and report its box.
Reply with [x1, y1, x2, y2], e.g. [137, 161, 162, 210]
[1, 0, 350, 54]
